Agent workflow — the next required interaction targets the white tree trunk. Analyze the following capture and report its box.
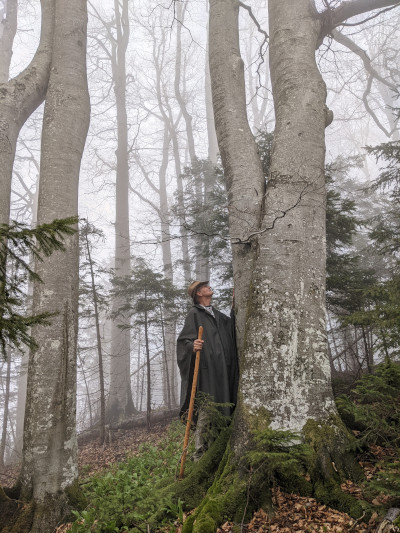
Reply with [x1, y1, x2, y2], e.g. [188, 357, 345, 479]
[19, 0, 89, 528]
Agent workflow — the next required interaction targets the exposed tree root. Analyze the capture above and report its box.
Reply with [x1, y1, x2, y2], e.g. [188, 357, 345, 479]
[180, 416, 368, 533]
[143, 426, 232, 530]
[0, 479, 85, 533]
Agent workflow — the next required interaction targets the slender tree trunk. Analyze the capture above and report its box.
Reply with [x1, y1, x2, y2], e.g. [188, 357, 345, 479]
[78, 352, 93, 428]
[209, 0, 264, 353]
[140, 366, 145, 412]
[144, 305, 151, 430]
[84, 230, 106, 443]
[136, 329, 141, 407]
[205, 22, 218, 166]
[160, 306, 172, 410]
[12, 186, 38, 463]
[157, 126, 178, 408]
[151, 43, 179, 408]
[174, 2, 210, 280]
[12, 351, 27, 461]
[0, 0, 17, 82]
[362, 326, 373, 373]
[0, 347, 11, 468]
[0, 0, 54, 227]
[17, 0, 90, 529]
[108, 0, 135, 422]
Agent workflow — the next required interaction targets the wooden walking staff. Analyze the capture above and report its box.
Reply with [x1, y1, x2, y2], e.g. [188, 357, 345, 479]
[178, 325, 203, 480]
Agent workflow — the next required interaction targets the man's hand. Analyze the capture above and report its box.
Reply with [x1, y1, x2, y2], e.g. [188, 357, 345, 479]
[193, 338, 204, 352]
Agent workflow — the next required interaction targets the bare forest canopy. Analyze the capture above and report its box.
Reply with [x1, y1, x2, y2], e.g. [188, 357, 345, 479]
[0, 0, 400, 531]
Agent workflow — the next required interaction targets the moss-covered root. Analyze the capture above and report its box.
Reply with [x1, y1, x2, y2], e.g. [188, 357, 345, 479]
[303, 417, 365, 519]
[0, 484, 30, 533]
[182, 443, 272, 533]
[0, 481, 85, 533]
[186, 475, 248, 533]
[0, 504, 35, 533]
[146, 426, 232, 529]
[0, 496, 68, 533]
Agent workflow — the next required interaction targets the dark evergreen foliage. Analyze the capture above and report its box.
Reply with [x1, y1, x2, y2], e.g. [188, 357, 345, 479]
[336, 360, 400, 447]
[111, 257, 185, 327]
[343, 127, 400, 358]
[0, 217, 77, 356]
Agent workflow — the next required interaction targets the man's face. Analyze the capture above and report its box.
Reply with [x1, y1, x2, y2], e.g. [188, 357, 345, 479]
[196, 284, 213, 299]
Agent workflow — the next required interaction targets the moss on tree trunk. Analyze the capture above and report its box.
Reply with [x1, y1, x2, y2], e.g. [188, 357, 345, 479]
[0, 479, 86, 533]
[179, 416, 366, 533]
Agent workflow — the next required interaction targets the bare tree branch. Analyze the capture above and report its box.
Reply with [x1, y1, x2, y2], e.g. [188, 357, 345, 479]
[362, 74, 392, 137]
[340, 3, 400, 25]
[238, 1, 269, 91]
[238, 1, 269, 40]
[319, 0, 400, 42]
[128, 182, 160, 214]
[332, 28, 399, 100]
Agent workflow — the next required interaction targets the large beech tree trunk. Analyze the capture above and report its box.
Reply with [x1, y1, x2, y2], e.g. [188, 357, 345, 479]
[177, 1, 399, 530]
[195, 4, 400, 530]
[235, 0, 334, 434]
[16, 0, 90, 529]
[209, 0, 400, 447]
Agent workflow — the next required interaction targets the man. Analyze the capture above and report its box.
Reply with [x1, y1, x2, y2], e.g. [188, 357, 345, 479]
[177, 280, 238, 458]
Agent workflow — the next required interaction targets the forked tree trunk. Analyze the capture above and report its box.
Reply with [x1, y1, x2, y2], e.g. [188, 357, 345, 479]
[235, 0, 335, 435]
[16, 0, 90, 529]
[209, 0, 339, 449]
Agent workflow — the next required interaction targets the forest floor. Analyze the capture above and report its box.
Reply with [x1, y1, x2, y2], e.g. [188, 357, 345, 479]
[1, 419, 396, 532]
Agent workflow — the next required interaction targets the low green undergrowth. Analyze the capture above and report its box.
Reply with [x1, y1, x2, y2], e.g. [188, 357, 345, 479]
[71, 421, 190, 532]
[336, 360, 400, 509]
[336, 360, 400, 448]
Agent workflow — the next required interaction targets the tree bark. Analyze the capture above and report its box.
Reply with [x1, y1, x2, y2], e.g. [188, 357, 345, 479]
[0, 0, 54, 227]
[0, 0, 17, 82]
[209, 0, 265, 356]
[235, 0, 335, 434]
[17, 0, 90, 529]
